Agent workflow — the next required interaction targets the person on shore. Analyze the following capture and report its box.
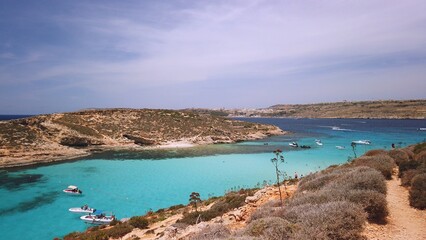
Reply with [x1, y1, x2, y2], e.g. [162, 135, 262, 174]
[294, 172, 298, 179]
[392, 143, 395, 149]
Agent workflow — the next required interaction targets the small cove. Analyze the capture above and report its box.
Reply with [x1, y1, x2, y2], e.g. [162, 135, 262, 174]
[0, 118, 425, 240]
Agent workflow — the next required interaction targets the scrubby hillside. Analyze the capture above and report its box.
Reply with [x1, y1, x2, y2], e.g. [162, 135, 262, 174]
[0, 109, 283, 168]
[217, 99, 426, 119]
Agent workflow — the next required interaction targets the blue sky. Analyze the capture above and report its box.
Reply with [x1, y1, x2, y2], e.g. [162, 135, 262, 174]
[1, 0, 425, 114]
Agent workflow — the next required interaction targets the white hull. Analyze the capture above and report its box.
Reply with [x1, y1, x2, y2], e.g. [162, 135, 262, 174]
[352, 140, 371, 145]
[80, 215, 114, 225]
[336, 146, 345, 150]
[63, 190, 82, 195]
[69, 207, 95, 214]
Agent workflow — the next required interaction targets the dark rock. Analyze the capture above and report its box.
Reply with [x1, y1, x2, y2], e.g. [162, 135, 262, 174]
[123, 134, 156, 146]
[60, 137, 90, 147]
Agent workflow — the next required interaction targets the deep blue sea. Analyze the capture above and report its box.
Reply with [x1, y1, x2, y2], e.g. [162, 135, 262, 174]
[0, 115, 33, 121]
[0, 118, 425, 239]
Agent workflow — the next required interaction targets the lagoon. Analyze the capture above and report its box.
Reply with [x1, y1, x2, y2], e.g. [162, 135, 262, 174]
[0, 118, 425, 239]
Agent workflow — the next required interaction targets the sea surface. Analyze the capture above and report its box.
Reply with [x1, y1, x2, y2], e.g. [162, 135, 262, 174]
[0, 115, 33, 121]
[0, 118, 425, 239]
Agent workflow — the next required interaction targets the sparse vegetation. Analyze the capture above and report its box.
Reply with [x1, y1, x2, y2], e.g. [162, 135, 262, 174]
[409, 173, 426, 209]
[271, 149, 286, 206]
[351, 155, 395, 179]
[128, 216, 149, 229]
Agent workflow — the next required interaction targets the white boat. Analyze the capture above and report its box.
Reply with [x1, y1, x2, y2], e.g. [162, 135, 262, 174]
[315, 139, 323, 146]
[336, 146, 345, 150]
[63, 185, 82, 195]
[419, 128, 426, 131]
[69, 205, 96, 214]
[80, 211, 115, 225]
[289, 142, 298, 147]
[352, 140, 371, 145]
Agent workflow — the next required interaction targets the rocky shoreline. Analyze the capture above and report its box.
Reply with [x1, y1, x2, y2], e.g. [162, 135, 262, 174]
[0, 109, 284, 169]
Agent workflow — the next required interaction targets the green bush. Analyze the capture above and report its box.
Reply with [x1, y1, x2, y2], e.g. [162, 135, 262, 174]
[106, 223, 134, 238]
[352, 155, 394, 180]
[244, 217, 296, 239]
[128, 216, 149, 229]
[63, 223, 133, 240]
[179, 192, 248, 225]
[282, 201, 366, 240]
[409, 173, 426, 209]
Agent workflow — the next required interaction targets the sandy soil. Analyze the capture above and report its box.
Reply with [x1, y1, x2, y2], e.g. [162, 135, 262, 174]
[364, 174, 426, 240]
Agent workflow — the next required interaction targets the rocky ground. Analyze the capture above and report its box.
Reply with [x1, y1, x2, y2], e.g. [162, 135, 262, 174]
[122, 184, 297, 240]
[0, 109, 284, 168]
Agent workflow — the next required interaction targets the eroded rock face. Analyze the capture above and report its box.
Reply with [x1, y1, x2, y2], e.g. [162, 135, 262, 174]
[123, 134, 156, 146]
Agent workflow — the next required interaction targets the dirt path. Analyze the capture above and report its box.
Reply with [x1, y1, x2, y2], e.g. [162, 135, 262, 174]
[364, 175, 426, 240]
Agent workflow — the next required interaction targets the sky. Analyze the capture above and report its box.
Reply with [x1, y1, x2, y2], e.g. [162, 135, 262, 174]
[0, 0, 426, 114]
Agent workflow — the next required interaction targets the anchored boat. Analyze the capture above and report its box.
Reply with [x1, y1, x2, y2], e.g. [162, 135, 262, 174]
[69, 205, 96, 214]
[80, 210, 115, 225]
[352, 140, 371, 145]
[63, 185, 82, 195]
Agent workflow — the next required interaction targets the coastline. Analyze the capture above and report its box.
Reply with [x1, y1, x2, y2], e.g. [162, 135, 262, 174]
[0, 129, 285, 169]
[0, 109, 285, 169]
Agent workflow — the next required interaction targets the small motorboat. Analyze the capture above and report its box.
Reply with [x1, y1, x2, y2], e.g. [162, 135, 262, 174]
[300, 145, 311, 149]
[336, 146, 345, 150]
[289, 142, 298, 148]
[69, 205, 96, 214]
[80, 211, 115, 225]
[63, 185, 82, 195]
[352, 140, 371, 145]
[315, 139, 323, 146]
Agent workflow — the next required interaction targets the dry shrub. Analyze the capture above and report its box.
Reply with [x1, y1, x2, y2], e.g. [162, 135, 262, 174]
[413, 142, 426, 154]
[191, 224, 231, 240]
[364, 149, 387, 156]
[297, 168, 351, 192]
[345, 190, 388, 223]
[288, 189, 387, 223]
[249, 206, 281, 222]
[415, 150, 426, 163]
[402, 148, 415, 160]
[282, 201, 367, 240]
[398, 160, 421, 178]
[401, 169, 419, 186]
[244, 217, 296, 240]
[388, 149, 410, 165]
[409, 173, 426, 209]
[324, 167, 387, 194]
[352, 155, 394, 180]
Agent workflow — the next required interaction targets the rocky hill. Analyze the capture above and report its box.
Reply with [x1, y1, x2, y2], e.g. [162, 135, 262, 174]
[194, 100, 426, 119]
[0, 109, 283, 168]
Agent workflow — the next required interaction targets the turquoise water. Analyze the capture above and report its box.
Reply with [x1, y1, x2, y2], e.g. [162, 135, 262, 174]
[0, 118, 425, 239]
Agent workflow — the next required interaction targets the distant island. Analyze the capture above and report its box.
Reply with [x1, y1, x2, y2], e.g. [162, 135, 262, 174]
[0, 109, 283, 168]
[190, 99, 426, 119]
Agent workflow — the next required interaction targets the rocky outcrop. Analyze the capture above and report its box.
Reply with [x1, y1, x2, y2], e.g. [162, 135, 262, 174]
[123, 134, 156, 146]
[0, 108, 284, 168]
